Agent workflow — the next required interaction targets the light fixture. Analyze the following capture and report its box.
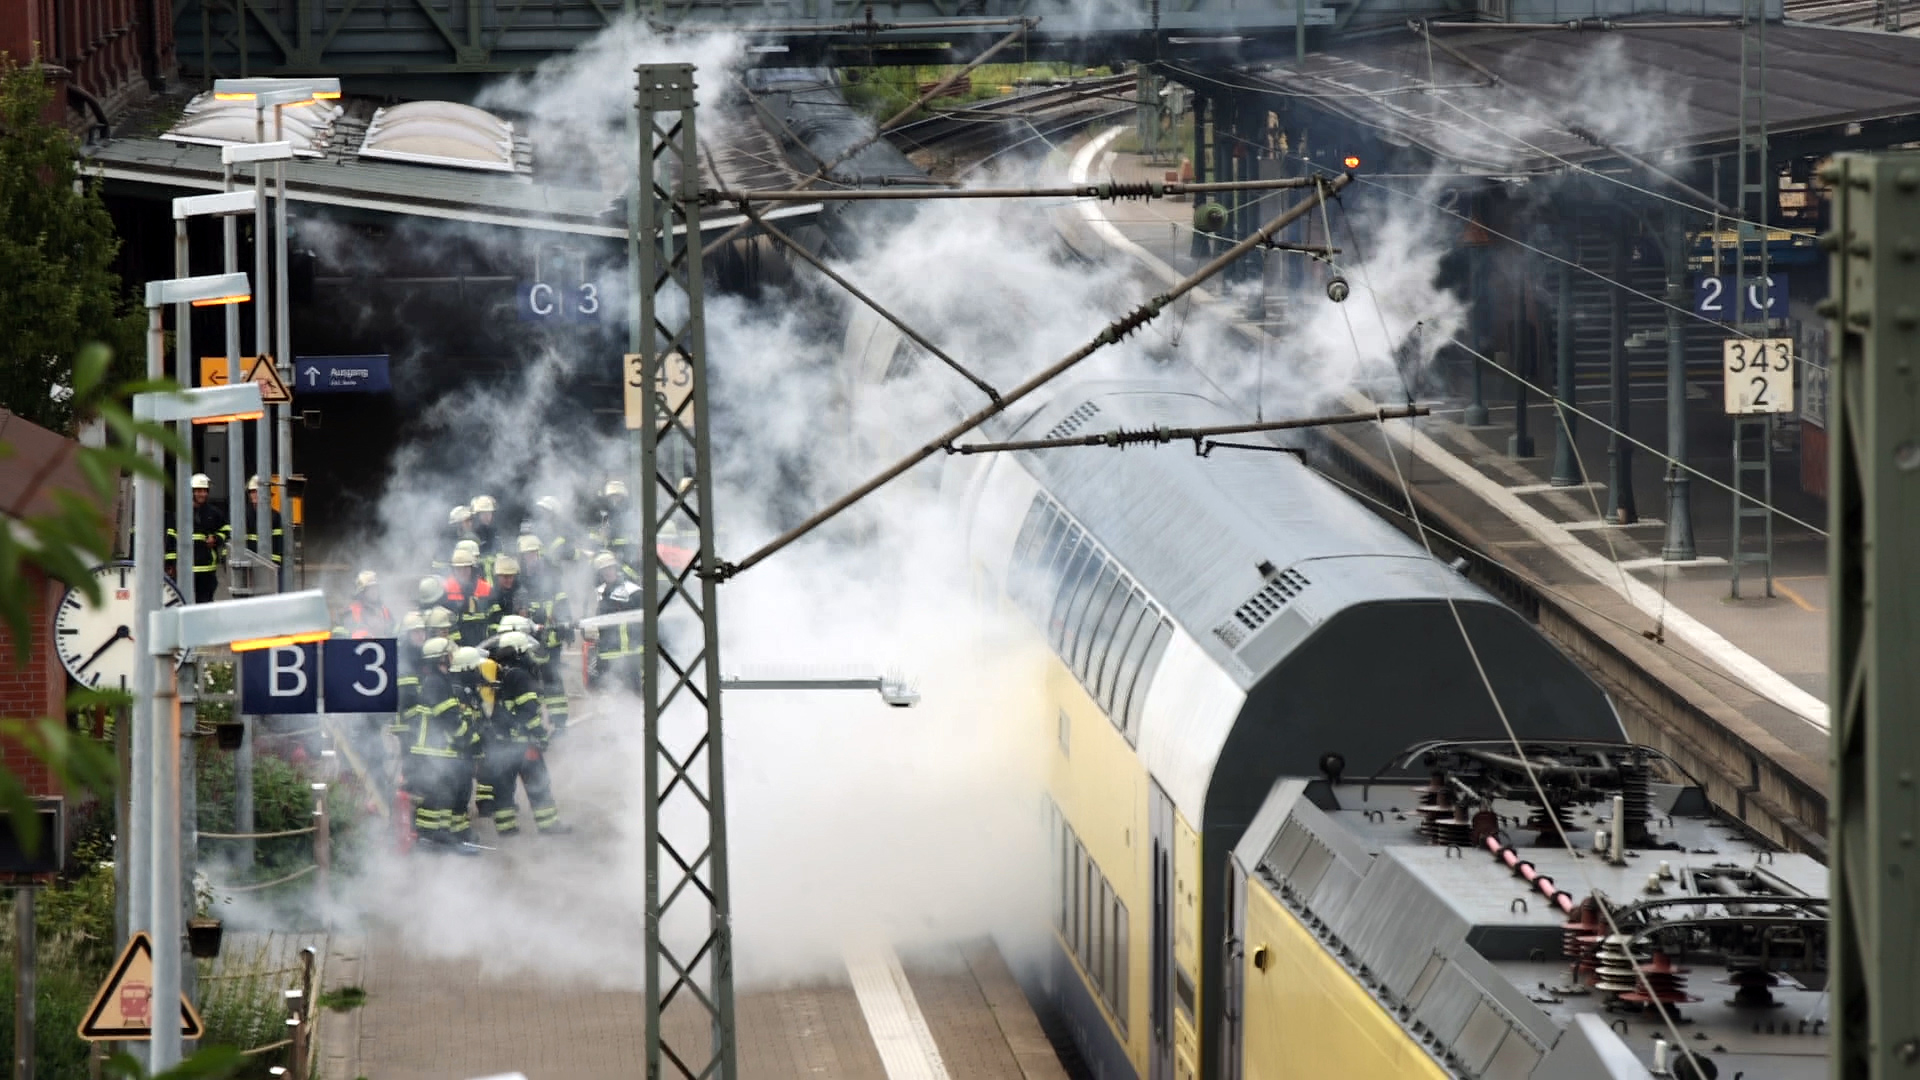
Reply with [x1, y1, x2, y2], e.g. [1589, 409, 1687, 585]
[222, 141, 295, 165]
[1343, 154, 1361, 170]
[133, 383, 267, 426]
[228, 629, 332, 652]
[212, 77, 342, 101]
[148, 589, 333, 654]
[144, 271, 252, 309]
[173, 191, 256, 219]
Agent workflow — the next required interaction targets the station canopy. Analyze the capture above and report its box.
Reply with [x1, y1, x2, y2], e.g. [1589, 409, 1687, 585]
[1241, 21, 1920, 173]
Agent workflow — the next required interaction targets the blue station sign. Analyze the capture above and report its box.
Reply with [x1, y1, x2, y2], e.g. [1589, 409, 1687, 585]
[294, 355, 390, 394]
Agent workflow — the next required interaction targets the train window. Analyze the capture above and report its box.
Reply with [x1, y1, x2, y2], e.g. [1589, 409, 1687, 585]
[1057, 819, 1071, 935]
[1049, 545, 1101, 654]
[1007, 498, 1052, 607]
[1090, 580, 1128, 707]
[1095, 878, 1112, 1000]
[1124, 619, 1176, 737]
[1096, 590, 1149, 717]
[1081, 855, 1098, 973]
[1109, 607, 1160, 732]
[1113, 898, 1129, 1030]
[1026, 524, 1079, 625]
[1175, 966, 1197, 1020]
[1067, 565, 1120, 679]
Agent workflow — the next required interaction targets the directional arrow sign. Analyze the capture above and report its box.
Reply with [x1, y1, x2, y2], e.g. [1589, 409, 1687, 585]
[78, 932, 204, 1041]
[243, 355, 293, 404]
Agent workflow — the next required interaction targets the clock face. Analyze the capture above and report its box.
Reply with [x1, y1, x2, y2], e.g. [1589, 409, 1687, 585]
[54, 562, 185, 692]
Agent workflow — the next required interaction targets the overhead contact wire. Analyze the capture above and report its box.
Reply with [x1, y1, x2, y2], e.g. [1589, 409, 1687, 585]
[715, 174, 1352, 579]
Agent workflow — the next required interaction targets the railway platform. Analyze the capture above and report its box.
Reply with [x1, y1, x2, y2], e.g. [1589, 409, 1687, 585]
[1064, 129, 1831, 851]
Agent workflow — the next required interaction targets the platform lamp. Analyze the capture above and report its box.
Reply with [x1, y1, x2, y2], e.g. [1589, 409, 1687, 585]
[141, 582, 331, 1072]
[130, 284, 254, 1073]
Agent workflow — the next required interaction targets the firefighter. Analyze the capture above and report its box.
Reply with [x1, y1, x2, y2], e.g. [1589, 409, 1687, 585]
[402, 637, 479, 855]
[532, 495, 573, 567]
[394, 610, 427, 739]
[417, 576, 448, 623]
[475, 632, 568, 837]
[471, 494, 500, 559]
[244, 476, 284, 567]
[517, 535, 574, 733]
[165, 473, 229, 603]
[443, 545, 499, 647]
[588, 551, 643, 694]
[340, 571, 396, 638]
[436, 506, 473, 574]
[448, 645, 493, 845]
[600, 480, 636, 570]
[490, 555, 523, 629]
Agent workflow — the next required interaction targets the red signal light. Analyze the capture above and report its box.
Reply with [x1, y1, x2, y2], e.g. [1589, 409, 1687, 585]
[1343, 155, 1361, 170]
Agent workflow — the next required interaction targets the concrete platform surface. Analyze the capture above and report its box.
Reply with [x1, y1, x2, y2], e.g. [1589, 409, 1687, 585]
[319, 934, 1067, 1080]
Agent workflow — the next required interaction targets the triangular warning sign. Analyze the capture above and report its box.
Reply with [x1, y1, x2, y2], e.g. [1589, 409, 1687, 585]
[243, 355, 292, 405]
[78, 931, 204, 1041]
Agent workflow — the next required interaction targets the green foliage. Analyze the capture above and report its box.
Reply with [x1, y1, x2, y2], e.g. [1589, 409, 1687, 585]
[105, 1045, 245, 1080]
[0, 929, 120, 1078]
[316, 985, 367, 1013]
[0, 56, 145, 430]
[838, 62, 1109, 126]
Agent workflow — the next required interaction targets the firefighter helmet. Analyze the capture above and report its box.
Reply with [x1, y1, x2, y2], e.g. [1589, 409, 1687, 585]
[535, 495, 562, 514]
[247, 475, 262, 493]
[355, 570, 378, 592]
[493, 555, 519, 577]
[449, 504, 472, 525]
[450, 646, 484, 673]
[451, 548, 476, 569]
[471, 494, 497, 513]
[497, 615, 535, 636]
[191, 473, 212, 490]
[401, 611, 425, 632]
[591, 552, 619, 573]
[421, 637, 453, 662]
[518, 534, 543, 554]
[493, 631, 538, 660]
[603, 479, 628, 498]
[424, 607, 454, 631]
[417, 576, 445, 604]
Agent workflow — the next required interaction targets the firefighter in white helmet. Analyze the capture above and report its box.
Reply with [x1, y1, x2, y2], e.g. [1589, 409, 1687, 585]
[166, 473, 229, 603]
[402, 638, 480, 855]
[474, 632, 570, 837]
[589, 550, 643, 694]
[443, 543, 499, 649]
[599, 479, 636, 570]
[243, 475, 284, 567]
[470, 494, 500, 559]
[436, 505, 474, 574]
[338, 570, 395, 639]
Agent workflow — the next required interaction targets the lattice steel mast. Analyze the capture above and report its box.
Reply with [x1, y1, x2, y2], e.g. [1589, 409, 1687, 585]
[631, 62, 737, 1080]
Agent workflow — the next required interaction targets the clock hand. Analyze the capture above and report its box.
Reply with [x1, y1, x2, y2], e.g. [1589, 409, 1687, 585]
[77, 625, 132, 673]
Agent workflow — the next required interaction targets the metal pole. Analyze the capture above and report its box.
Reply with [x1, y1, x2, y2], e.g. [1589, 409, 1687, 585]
[128, 304, 163, 1076]
[222, 162, 248, 590]
[1465, 218, 1489, 426]
[274, 108, 294, 590]
[15, 888, 34, 1080]
[171, 220, 201, 1049]
[253, 103, 274, 585]
[149, 651, 183, 1070]
[235, 717, 254, 869]
[1509, 276, 1534, 458]
[1825, 148, 1920, 1080]
[1606, 227, 1637, 523]
[1661, 202, 1696, 560]
[1550, 246, 1579, 485]
[312, 783, 329, 914]
[635, 63, 736, 1080]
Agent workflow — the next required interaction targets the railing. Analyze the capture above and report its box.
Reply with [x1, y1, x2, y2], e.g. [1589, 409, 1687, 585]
[197, 783, 331, 910]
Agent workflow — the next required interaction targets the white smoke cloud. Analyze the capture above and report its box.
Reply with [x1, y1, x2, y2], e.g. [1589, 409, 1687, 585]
[270, 14, 1472, 1004]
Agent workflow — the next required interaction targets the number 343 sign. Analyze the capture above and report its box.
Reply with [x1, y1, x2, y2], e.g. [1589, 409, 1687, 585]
[1723, 338, 1795, 415]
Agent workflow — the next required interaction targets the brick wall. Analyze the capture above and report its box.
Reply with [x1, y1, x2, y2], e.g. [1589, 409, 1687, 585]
[0, 566, 65, 797]
[0, 0, 176, 132]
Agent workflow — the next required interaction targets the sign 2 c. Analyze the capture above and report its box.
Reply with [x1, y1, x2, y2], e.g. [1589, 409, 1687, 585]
[1695, 274, 1787, 321]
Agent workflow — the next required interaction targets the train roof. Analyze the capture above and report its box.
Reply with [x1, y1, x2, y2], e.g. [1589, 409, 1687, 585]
[1004, 382, 1494, 688]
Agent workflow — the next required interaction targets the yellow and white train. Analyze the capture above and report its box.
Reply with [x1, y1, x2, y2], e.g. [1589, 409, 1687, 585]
[849, 315, 1833, 1080]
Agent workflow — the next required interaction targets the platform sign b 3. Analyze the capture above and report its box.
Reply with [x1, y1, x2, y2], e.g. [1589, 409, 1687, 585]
[1723, 338, 1795, 415]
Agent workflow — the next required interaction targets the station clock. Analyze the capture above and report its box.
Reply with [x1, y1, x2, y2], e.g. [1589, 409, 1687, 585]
[53, 561, 184, 692]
